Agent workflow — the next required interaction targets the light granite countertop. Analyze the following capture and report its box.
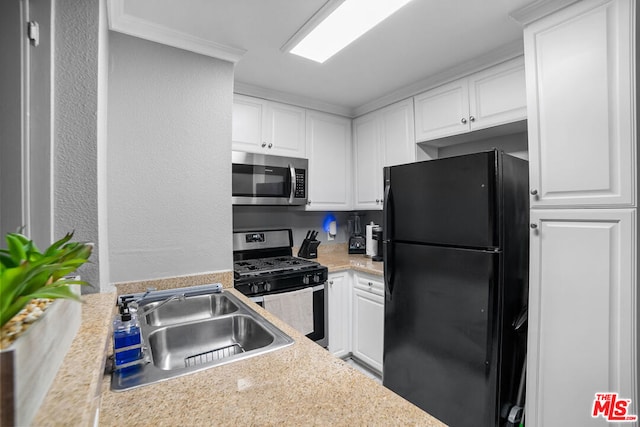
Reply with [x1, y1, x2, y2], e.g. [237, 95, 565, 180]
[99, 288, 445, 426]
[33, 291, 116, 426]
[300, 243, 384, 277]
[37, 245, 443, 426]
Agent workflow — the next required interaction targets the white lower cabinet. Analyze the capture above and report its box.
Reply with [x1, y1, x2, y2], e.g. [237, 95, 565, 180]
[351, 273, 384, 373]
[327, 271, 351, 358]
[527, 209, 636, 427]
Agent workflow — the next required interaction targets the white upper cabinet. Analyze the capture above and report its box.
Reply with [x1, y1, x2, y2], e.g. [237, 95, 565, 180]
[414, 79, 469, 142]
[353, 112, 383, 210]
[414, 57, 527, 142]
[468, 58, 527, 130]
[353, 99, 415, 210]
[232, 94, 306, 158]
[305, 110, 352, 211]
[524, 0, 635, 207]
[380, 99, 416, 168]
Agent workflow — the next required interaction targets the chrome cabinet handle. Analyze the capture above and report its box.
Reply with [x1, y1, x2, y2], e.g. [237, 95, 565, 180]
[469, 116, 475, 122]
[461, 118, 467, 124]
[268, 143, 273, 148]
[261, 142, 267, 147]
[375, 199, 380, 203]
[530, 189, 538, 196]
[530, 223, 538, 229]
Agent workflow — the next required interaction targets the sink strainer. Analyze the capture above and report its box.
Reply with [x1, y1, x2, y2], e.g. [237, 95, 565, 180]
[184, 343, 246, 367]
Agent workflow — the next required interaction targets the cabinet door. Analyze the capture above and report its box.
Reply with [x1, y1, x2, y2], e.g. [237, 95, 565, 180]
[264, 102, 306, 158]
[414, 79, 469, 142]
[380, 98, 415, 167]
[468, 57, 526, 131]
[327, 272, 351, 358]
[527, 209, 635, 427]
[524, 0, 635, 207]
[353, 113, 382, 210]
[232, 94, 265, 153]
[352, 275, 384, 373]
[305, 111, 352, 210]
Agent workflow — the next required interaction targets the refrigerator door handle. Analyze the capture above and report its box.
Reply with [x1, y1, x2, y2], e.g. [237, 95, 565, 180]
[383, 172, 391, 241]
[383, 241, 394, 297]
[383, 173, 394, 297]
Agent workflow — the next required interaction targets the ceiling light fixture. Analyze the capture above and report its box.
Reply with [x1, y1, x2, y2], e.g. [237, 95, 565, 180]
[282, 0, 413, 64]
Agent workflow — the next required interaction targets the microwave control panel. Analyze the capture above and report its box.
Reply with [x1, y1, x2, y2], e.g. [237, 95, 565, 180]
[294, 169, 306, 198]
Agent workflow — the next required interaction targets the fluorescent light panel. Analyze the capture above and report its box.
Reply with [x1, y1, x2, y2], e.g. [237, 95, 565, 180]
[289, 0, 412, 63]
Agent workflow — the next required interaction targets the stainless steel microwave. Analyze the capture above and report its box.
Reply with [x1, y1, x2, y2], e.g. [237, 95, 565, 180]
[232, 151, 308, 206]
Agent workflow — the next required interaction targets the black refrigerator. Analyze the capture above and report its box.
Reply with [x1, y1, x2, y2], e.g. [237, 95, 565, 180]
[382, 150, 529, 427]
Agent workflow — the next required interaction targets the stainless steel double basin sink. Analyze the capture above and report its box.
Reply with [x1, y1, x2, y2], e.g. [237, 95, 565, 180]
[111, 289, 294, 391]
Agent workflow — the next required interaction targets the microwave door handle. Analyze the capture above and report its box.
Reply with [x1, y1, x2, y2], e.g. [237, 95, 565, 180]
[288, 164, 295, 204]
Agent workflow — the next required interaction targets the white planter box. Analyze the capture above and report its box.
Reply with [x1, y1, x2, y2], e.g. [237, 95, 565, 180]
[0, 286, 81, 426]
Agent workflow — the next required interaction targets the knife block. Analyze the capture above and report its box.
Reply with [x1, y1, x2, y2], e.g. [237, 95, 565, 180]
[297, 238, 320, 259]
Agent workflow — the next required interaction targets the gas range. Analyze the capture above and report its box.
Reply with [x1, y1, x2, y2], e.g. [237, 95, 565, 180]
[233, 230, 328, 297]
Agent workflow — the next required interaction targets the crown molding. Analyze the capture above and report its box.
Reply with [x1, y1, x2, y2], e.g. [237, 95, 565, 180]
[509, 0, 581, 26]
[353, 39, 525, 117]
[106, 0, 246, 63]
[233, 82, 354, 118]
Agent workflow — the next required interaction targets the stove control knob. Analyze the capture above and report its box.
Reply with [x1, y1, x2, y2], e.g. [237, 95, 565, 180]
[313, 274, 320, 283]
[303, 275, 310, 285]
[250, 284, 259, 294]
[264, 282, 272, 292]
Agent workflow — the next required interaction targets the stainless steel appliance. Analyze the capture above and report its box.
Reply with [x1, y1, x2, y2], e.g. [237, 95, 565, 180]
[232, 151, 308, 206]
[233, 229, 328, 347]
[382, 150, 529, 427]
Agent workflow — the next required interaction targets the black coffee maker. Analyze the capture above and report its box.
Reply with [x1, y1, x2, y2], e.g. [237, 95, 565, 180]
[372, 226, 383, 262]
[348, 213, 366, 254]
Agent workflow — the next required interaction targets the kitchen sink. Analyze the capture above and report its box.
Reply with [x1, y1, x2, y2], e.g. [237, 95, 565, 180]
[111, 289, 293, 391]
[148, 315, 275, 371]
[139, 293, 239, 327]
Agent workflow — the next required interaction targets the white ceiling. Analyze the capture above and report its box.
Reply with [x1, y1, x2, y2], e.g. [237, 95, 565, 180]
[119, 0, 535, 115]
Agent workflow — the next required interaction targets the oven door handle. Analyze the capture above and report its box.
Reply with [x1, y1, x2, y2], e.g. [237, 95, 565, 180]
[249, 284, 324, 303]
[288, 164, 296, 204]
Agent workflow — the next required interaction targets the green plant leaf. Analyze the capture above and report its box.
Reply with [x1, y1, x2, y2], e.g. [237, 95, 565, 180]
[27, 286, 82, 301]
[43, 232, 74, 257]
[0, 295, 31, 328]
[0, 252, 16, 268]
[5, 234, 27, 264]
[0, 231, 92, 329]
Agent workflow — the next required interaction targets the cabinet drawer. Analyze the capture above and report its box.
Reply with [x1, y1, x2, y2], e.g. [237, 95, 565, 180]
[353, 274, 384, 297]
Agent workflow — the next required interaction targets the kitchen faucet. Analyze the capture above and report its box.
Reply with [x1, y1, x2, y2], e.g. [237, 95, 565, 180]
[133, 293, 186, 317]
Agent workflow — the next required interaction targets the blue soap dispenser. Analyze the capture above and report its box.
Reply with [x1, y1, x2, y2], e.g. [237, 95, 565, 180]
[113, 298, 143, 371]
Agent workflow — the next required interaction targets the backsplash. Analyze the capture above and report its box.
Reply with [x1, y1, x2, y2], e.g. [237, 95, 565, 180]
[233, 206, 382, 248]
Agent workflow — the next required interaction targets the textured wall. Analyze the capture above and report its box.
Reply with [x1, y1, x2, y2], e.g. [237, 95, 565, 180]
[107, 33, 234, 282]
[0, 1, 24, 237]
[53, 0, 102, 292]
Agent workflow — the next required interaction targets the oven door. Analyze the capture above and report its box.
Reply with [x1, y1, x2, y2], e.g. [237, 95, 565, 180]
[232, 151, 307, 206]
[250, 284, 327, 348]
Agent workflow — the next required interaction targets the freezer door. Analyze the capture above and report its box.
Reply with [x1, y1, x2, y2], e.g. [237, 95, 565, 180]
[387, 151, 499, 248]
[383, 242, 501, 427]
